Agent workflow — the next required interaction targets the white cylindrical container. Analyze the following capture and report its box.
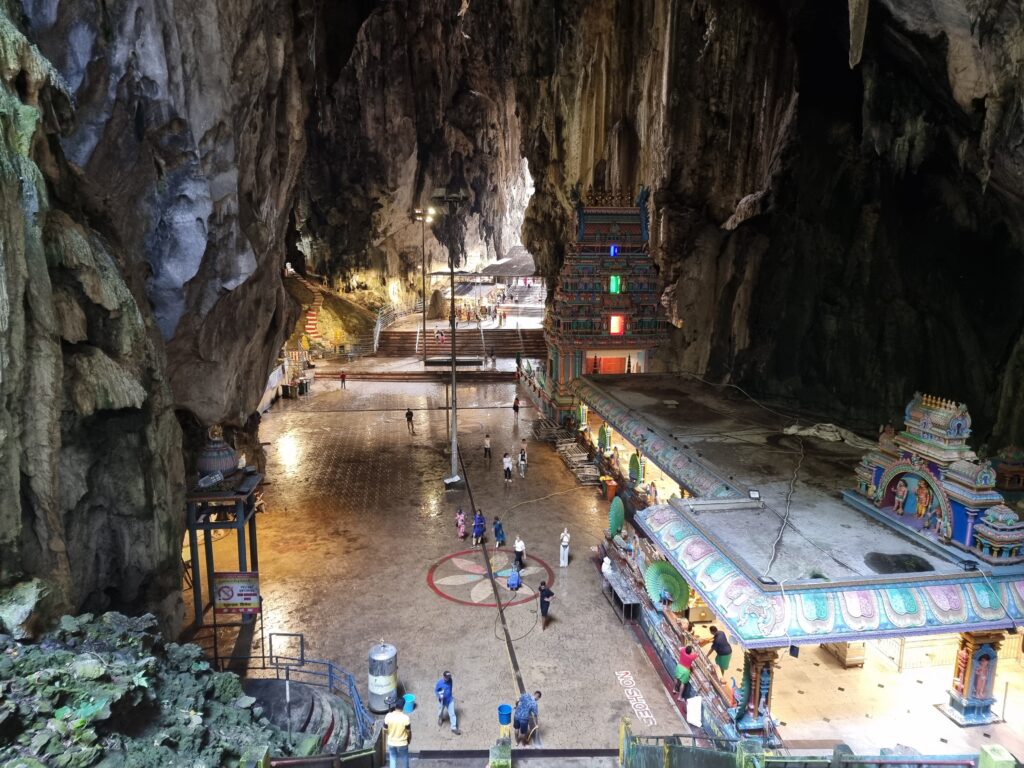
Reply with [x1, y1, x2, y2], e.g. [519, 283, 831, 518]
[368, 642, 398, 713]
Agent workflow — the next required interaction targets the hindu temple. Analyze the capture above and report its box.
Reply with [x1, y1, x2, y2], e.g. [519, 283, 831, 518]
[538, 189, 669, 421]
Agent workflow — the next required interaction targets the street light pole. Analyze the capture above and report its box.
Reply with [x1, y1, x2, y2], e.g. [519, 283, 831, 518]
[413, 208, 435, 364]
[431, 186, 468, 483]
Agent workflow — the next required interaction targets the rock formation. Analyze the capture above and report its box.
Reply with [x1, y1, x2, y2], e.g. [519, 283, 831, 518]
[1, 0, 307, 633]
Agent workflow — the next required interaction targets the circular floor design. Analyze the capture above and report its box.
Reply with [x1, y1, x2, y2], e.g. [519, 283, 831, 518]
[427, 549, 555, 608]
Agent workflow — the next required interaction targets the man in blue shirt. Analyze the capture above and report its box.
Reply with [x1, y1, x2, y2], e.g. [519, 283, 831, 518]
[433, 670, 460, 735]
[513, 690, 541, 745]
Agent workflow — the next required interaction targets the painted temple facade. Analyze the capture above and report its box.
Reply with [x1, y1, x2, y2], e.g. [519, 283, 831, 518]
[539, 189, 668, 421]
[850, 392, 1024, 564]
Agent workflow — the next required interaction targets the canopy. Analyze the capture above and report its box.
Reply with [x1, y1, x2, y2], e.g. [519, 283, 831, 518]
[479, 246, 536, 277]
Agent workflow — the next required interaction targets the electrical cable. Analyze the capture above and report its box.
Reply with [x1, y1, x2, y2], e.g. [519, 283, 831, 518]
[761, 435, 804, 580]
[977, 568, 1020, 633]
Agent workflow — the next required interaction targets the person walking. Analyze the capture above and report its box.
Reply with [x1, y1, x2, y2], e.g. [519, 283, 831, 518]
[493, 516, 506, 549]
[502, 452, 513, 484]
[538, 581, 554, 630]
[339, 371, 347, 389]
[433, 671, 460, 735]
[513, 535, 525, 569]
[518, 442, 528, 478]
[673, 645, 699, 702]
[472, 510, 486, 546]
[405, 408, 414, 434]
[559, 527, 570, 567]
[513, 690, 541, 746]
[454, 508, 466, 540]
[512, 396, 520, 421]
[700, 625, 733, 682]
[483, 433, 491, 463]
[384, 696, 411, 768]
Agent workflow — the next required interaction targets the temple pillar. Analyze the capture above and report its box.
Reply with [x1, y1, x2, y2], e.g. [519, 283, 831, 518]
[941, 631, 1005, 726]
[734, 648, 780, 742]
[964, 508, 979, 548]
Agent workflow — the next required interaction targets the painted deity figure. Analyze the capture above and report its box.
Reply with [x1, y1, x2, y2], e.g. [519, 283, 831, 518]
[893, 478, 909, 515]
[973, 655, 992, 699]
[915, 480, 933, 519]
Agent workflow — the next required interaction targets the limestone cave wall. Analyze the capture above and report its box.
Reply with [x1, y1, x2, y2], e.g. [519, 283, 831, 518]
[295, 0, 532, 306]
[512, 0, 1024, 444]
[1, 0, 309, 633]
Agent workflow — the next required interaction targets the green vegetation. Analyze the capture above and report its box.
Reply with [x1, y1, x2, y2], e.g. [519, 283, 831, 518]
[0, 613, 298, 767]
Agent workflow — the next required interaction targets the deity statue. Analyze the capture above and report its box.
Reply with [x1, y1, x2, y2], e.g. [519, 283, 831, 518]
[893, 478, 909, 515]
[952, 644, 968, 695]
[973, 655, 992, 699]
[915, 480, 933, 519]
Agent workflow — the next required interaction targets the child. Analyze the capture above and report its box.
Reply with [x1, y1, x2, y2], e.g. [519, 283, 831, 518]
[455, 508, 466, 540]
[493, 517, 506, 549]
[472, 510, 486, 546]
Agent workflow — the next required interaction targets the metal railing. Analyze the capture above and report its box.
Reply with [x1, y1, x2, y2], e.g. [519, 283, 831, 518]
[372, 300, 423, 352]
[236, 632, 378, 747]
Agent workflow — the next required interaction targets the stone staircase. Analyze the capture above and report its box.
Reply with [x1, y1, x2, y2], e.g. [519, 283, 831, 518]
[242, 678, 359, 754]
[375, 328, 546, 358]
[288, 274, 325, 340]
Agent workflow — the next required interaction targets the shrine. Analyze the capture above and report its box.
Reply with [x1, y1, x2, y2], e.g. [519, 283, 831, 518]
[848, 392, 1024, 564]
[537, 188, 668, 422]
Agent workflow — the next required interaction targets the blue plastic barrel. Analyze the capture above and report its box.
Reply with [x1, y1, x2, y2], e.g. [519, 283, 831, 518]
[498, 704, 512, 725]
[403, 693, 416, 713]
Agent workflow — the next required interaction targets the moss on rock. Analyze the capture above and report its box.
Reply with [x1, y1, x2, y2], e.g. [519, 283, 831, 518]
[0, 613, 294, 767]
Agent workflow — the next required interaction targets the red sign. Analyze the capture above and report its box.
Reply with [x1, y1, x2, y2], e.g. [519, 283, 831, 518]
[213, 571, 261, 615]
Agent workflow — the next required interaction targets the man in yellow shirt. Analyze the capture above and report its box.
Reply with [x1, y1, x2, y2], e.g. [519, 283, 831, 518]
[383, 696, 411, 768]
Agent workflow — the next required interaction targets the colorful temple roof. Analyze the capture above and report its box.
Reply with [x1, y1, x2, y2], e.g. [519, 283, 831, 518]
[575, 376, 1024, 647]
[637, 503, 1024, 648]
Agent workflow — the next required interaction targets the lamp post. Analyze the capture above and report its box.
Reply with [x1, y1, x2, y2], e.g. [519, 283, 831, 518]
[413, 207, 435, 363]
[432, 186, 468, 483]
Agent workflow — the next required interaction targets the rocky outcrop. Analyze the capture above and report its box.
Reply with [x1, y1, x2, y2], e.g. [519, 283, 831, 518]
[23, 0, 305, 428]
[509, 0, 1024, 443]
[296, 0, 532, 306]
[0, 5, 185, 630]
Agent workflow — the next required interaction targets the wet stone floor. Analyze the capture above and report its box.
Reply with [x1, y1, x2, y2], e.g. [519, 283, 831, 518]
[186, 378, 685, 750]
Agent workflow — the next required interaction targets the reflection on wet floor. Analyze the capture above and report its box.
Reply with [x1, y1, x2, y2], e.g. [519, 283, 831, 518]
[184, 377, 684, 750]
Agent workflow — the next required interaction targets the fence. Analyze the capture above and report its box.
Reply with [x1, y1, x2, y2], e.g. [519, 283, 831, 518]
[619, 718, 980, 768]
[618, 718, 740, 768]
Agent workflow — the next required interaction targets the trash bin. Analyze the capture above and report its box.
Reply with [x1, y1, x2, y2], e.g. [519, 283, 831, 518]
[498, 704, 512, 725]
[604, 478, 618, 501]
[403, 693, 416, 713]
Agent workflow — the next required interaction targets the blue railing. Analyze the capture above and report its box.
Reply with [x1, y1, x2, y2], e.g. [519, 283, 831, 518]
[263, 633, 377, 745]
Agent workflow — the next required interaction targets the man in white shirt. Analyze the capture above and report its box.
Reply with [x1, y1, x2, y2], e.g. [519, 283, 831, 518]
[559, 528, 570, 567]
[502, 452, 513, 484]
[514, 535, 526, 569]
[483, 434, 491, 463]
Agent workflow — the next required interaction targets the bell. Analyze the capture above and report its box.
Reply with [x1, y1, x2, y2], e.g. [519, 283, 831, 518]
[196, 425, 238, 478]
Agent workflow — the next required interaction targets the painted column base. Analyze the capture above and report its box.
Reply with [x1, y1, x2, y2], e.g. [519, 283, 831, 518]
[938, 690, 1001, 726]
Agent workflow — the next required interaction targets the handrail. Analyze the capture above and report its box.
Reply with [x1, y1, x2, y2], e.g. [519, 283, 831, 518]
[373, 301, 424, 352]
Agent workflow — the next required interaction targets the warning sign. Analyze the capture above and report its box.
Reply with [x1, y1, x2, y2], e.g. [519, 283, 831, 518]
[213, 571, 261, 615]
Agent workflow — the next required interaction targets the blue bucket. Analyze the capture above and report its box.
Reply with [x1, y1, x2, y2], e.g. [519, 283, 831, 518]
[498, 704, 512, 725]
[403, 694, 416, 713]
